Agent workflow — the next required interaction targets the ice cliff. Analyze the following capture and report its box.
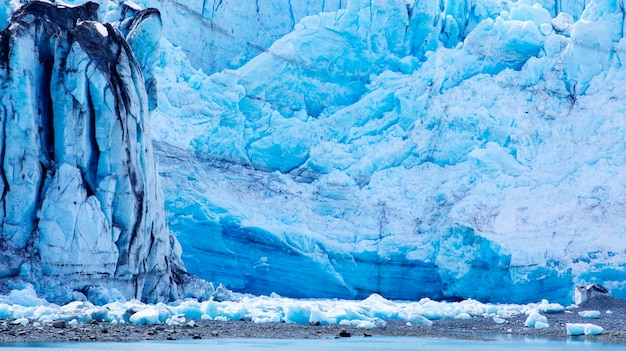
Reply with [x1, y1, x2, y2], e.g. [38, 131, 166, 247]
[147, 0, 626, 304]
[3, 0, 626, 305]
[0, 1, 211, 303]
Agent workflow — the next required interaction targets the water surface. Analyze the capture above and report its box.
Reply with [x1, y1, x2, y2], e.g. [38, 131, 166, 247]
[1, 336, 624, 351]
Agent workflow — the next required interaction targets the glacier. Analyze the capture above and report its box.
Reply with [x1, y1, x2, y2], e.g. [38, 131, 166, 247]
[0, 0, 211, 303]
[2, 0, 626, 306]
[147, 0, 626, 304]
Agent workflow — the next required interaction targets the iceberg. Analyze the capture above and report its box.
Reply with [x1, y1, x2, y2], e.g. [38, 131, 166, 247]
[566, 322, 604, 336]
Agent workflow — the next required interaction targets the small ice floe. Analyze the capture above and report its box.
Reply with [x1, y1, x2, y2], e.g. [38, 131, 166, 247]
[455, 313, 471, 320]
[130, 308, 161, 325]
[566, 323, 604, 336]
[492, 317, 506, 324]
[355, 320, 376, 329]
[11, 318, 29, 326]
[536, 299, 565, 313]
[578, 310, 601, 319]
[167, 314, 186, 326]
[524, 310, 548, 328]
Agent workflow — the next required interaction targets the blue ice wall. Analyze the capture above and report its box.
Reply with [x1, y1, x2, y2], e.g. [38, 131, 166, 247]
[150, 0, 626, 305]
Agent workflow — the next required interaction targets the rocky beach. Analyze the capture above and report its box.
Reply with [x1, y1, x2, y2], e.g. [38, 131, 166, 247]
[0, 296, 624, 344]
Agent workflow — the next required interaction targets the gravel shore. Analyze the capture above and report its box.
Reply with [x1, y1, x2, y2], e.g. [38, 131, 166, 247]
[1, 296, 625, 344]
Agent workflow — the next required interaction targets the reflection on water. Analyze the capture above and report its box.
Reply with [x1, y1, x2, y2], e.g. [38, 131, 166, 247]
[1, 336, 624, 351]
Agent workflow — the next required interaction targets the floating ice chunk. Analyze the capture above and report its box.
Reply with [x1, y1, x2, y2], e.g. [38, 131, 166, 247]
[0, 304, 9, 319]
[578, 310, 601, 319]
[493, 317, 506, 324]
[176, 300, 204, 319]
[344, 307, 369, 321]
[11, 318, 28, 325]
[584, 324, 604, 336]
[566, 323, 585, 335]
[87, 287, 126, 306]
[285, 304, 311, 324]
[339, 319, 352, 326]
[361, 293, 391, 306]
[309, 307, 331, 325]
[408, 314, 433, 327]
[129, 308, 161, 325]
[5, 286, 47, 307]
[356, 320, 376, 329]
[201, 301, 219, 319]
[566, 323, 604, 336]
[167, 314, 186, 326]
[524, 310, 547, 328]
[361, 294, 403, 320]
[221, 303, 247, 321]
[537, 299, 565, 313]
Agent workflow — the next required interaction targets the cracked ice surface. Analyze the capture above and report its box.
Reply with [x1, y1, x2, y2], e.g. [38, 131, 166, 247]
[148, 0, 626, 304]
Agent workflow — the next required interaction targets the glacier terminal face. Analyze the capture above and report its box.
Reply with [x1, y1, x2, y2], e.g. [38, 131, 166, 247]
[146, 0, 626, 304]
[4, 0, 626, 305]
[0, 0, 211, 304]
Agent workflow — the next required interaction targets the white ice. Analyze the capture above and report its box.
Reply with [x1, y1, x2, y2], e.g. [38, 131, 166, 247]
[0, 286, 569, 329]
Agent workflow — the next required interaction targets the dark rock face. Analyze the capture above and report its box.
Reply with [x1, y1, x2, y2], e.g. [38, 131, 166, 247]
[0, 1, 211, 303]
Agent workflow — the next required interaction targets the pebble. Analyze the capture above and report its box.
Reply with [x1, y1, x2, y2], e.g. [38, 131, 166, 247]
[52, 320, 67, 329]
